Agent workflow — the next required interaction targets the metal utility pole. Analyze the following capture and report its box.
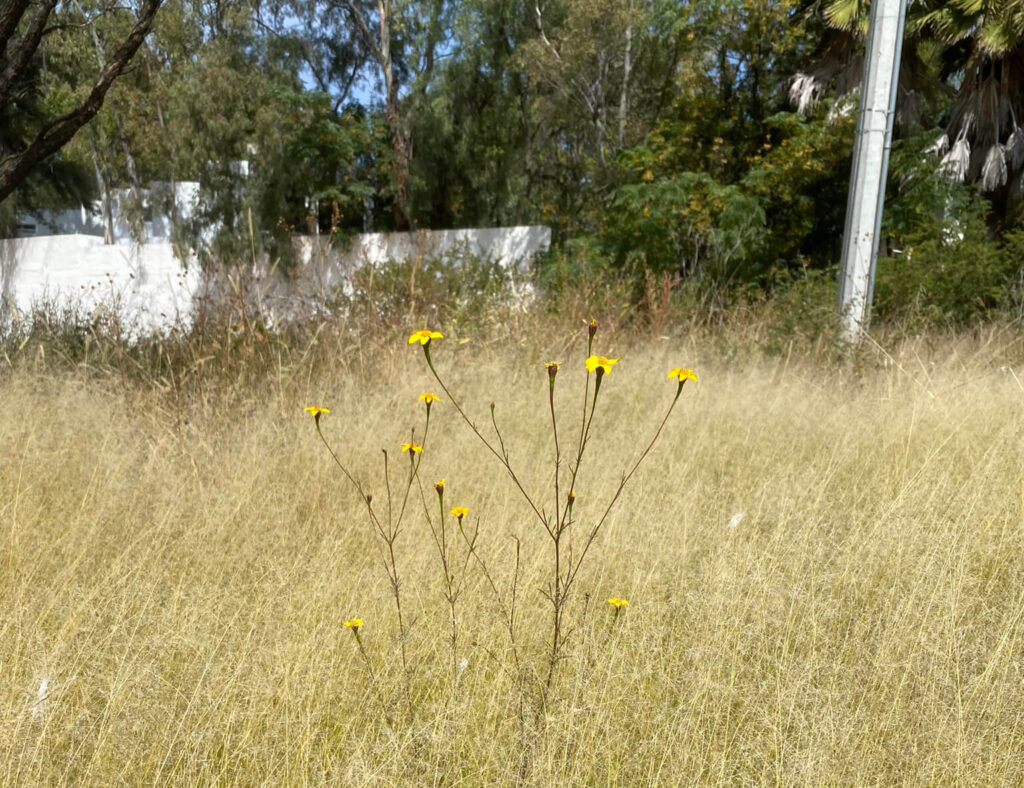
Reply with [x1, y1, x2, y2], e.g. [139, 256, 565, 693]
[837, 0, 908, 343]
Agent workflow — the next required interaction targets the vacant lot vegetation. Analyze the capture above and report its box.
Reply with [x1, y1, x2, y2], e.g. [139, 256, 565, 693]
[2, 323, 1024, 784]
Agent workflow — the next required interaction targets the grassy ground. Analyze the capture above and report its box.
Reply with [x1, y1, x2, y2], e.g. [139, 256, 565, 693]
[2, 323, 1024, 785]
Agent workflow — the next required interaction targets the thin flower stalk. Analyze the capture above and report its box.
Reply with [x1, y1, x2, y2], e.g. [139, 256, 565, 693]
[418, 341, 551, 535]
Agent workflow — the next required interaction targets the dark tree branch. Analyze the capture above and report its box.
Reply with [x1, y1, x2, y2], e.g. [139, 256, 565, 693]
[0, 0, 32, 52]
[0, 0, 58, 104]
[0, 0, 163, 203]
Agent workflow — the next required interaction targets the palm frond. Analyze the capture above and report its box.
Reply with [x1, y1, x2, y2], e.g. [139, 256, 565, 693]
[950, 0, 986, 14]
[980, 143, 1008, 191]
[927, 132, 950, 156]
[939, 136, 971, 182]
[1008, 127, 1024, 170]
[979, 18, 1018, 57]
[824, 0, 868, 33]
[827, 92, 859, 123]
[789, 73, 825, 116]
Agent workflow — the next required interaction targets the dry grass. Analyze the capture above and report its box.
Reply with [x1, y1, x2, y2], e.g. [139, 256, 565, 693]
[2, 325, 1024, 785]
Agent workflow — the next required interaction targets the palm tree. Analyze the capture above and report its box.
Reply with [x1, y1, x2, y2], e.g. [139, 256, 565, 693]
[794, 0, 1024, 218]
[924, 0, 1024, 213]
[789, 0, 940, 130]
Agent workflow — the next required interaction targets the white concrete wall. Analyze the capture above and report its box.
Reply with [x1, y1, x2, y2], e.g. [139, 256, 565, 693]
[0, 235, 200, 337]
[0, 226, 551, 337]
[322, 225, 552, 268]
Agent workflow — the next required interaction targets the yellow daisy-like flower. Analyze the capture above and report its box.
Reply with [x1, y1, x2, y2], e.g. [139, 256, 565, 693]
[344, 618, 362, 628]
[450, 506, 468, 519]
[401, 443, 423, 453]
[607, 598, 629, 608]
[667, 368, 698, 384]
[419, 392, 441, 404]
[409, 329, 444, 345]
[585, 355, 619, 375]
[304, 406, 330, 417]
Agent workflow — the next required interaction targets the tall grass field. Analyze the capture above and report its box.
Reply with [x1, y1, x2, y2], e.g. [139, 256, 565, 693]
[2, 322, 1024, 784]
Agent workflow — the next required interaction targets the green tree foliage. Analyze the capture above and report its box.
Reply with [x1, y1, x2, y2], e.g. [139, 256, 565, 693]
[4, 0, 1024, 325]
[406, 0, 535, 228]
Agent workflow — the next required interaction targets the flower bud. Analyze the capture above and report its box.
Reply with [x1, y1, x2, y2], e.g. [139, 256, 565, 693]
[546, 361, 559, 390]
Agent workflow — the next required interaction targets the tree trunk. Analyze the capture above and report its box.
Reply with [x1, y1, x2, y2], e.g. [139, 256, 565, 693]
[377, 0, 410, 230]
[87, 127, 115, 243]
[76, 0, 145, 238]
[618, 23, 632, 148]
[0, 0, 32, 52]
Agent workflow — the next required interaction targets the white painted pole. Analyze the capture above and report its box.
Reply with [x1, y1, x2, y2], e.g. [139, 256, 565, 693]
[837, 0, 908, 343]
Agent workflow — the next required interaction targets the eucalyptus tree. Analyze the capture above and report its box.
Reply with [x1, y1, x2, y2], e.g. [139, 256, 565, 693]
[266, 0, 453, 230]
[515, 0, 690, 236]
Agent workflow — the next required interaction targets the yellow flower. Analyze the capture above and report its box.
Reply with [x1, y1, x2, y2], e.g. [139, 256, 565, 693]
[435, 478, 445, 493]
[544, 361, 560, 372]
[607, 598, 629, 608]
[585, 355, 619, 375]
[409, 329, 444, 345]
[344, 618, 363, 628]
[450, 506, 468, 519]
[304, 406, 330, 417]
[401, 443, 423, 453]
[667, 368, 698, 384]
[419, 392, 441, 404]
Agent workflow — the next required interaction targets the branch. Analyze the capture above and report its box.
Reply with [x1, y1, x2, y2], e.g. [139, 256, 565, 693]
[0, 0, 162, 203]
[0, 0, 58, 105]
[533, 1, 559, 60]
[336, 0, 384, 67]
[0, 0, 32, 52]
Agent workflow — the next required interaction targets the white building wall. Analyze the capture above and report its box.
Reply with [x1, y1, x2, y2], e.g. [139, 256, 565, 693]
[0, 235, 200, 336]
